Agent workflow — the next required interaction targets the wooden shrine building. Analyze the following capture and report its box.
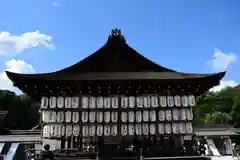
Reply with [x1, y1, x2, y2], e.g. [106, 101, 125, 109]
[6, 29, 226, 159]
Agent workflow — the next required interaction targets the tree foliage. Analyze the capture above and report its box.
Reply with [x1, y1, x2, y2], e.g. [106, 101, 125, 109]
[197, 85, 240, 126]
[0, 90, 39, 130]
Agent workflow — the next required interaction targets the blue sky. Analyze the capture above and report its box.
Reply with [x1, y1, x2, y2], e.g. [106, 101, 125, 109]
[0, 0, 239, 92]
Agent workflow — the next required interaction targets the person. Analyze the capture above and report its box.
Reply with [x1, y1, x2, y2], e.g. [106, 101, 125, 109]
[39, 144, 55, 160]
[232, 143, 237, 158]
[199, 143, 206, 156]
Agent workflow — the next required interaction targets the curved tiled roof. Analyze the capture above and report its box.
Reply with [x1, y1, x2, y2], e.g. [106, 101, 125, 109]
[5, 29, 226, 88]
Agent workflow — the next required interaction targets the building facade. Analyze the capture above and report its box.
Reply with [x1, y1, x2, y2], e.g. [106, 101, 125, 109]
[6, 29, 226, 159]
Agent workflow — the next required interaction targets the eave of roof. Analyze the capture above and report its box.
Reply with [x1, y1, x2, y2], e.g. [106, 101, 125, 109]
[6, 71, 226, 81]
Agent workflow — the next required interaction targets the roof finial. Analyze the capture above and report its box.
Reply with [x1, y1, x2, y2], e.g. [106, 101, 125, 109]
[108, 28, 126, 44]
[111, 29, 121, 37]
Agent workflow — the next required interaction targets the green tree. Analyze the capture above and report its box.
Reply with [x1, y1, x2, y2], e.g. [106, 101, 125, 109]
[0, 90, 39, 130]
[203, 111, 232, 125]
[230, 97, 240, 127]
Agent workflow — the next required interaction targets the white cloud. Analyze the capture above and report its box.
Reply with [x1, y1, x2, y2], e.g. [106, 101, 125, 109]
[52, 0, 61, 8]
[210, 80, 238, 92]
[0, 30, 54, 56]
[0, 59, 35, 91]
[208, 49, 237, 71]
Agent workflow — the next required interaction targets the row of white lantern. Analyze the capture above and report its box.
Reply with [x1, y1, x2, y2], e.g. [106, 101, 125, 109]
[43, 124, 80, 138]
[42, 109, 193, 123]
[42, 122, 193, 138]
[83, 123, 193, 136]
[118, 109, 193, 122]
[119, 123, 193, 136]
[120, 95, 195, 108]
[41, 96, 79, 109]
[40, 95, 196, 109]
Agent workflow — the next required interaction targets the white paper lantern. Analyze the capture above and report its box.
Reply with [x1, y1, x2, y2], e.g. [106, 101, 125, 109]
[135, 124, 142, 135]
[128, 111, 135, 122]
[104, 111, 110, 123]
[149, 110, 156, 122]
[49, 97, 57, 108]
[41, 97, 48, 109]
[158, 110, 165, 121]
[96, 112, 103, 123]
[43, 125, 51, 138]
[96, 97, 104, 108]
[121, 124, 128, 136]
[180, 109, 187, 121]
[65, 97, 72, 108]
[158, 124, 164, 135]
[65, 111, 72, 123]
[57, 112, 64, 123]
[65, 124, 72, 137]
[172, 109, 180, 121]
[96, 125, 103, 136]
[71, 97, 79, 108]
[50, 125, 57, 137]
[55, 124, 61, 137]
[49, 111, 57, 123]
[167, 96, 174, 107]
[81, 112, 88, 123]
[89, 97, 96, 109]
[128, 124, 135, 136]
[165, 110, 172, 121]
[172, 123, 179, 134]
[185, 122, 193, 133]
[151, 95, 158, 108]
[135, 111, 142, 122]
[149, 124, 156, 135]
[111, 96, 118, 108]
[121, 96, 128, 108]
[159, 96, 167, 107]
[42, 110, 50, 123]
[190, 108, 193, 119]
[81, 96, 89, 109]
[174, 95, 181, 107]
[111, 112, 118, 123]
[73, 124, 80, 136]
[111, 125, 118, 136]
[104, 97, 111, 108]
[143, 96, 151, 108]
[129, 96, 135, 108]
[121, 112, 127, 122]
[104, 125, 111, 136]
[89, 112, 96, 123]
[61, 125, 65, 137]
[181, 96, 188, 107]
[82, 125, 89, 137]
[186, 109, 193, 120]
[188, 95, 196, 107]
[57, 97, 64, 108]
[136, 96, 143, 108]
[143, 110, 149, 122]
[91, 125, 96, 136]
[165, 123, 172, 134]
[72, 112, 79, 123]
[179, 123, 186, 134]
[142, 124, 149, 136]
[89, 125, 96, 136]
